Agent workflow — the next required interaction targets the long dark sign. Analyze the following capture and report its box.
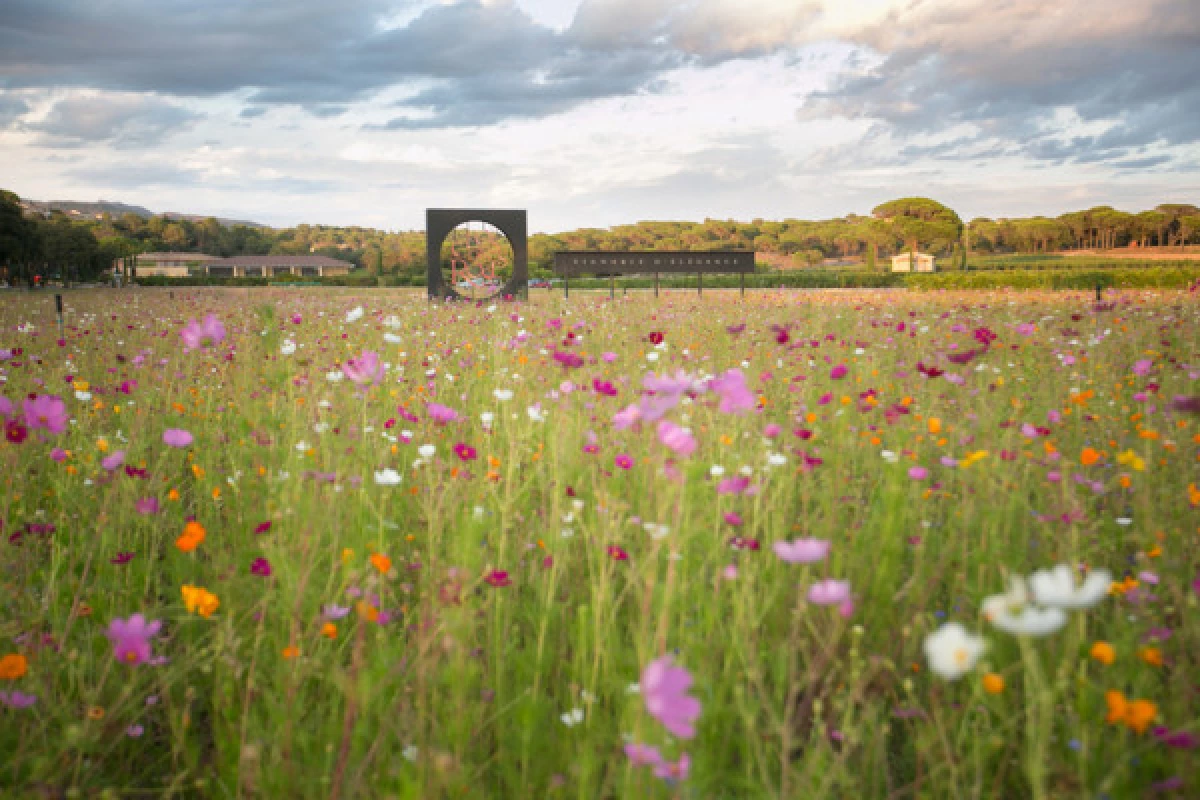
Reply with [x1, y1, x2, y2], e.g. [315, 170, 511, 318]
[554, 250, 754, 277]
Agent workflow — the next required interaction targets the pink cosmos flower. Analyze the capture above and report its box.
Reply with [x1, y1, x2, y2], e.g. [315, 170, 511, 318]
[426, 403, 460, 425]
[250, 557, 272, 577]
[624, 742, 664, 767]
[343, 350, 384, 386]
[454, 442, 478, 461]
[180, 314, 226, 351]
[49, 447, 67, 462]
[163, 428, 193, 447]
[908, 466, 928, 481]
[653, 752, 691, 782]
[641, 656, 701, 739]
[105, 614, 162, 665]
[0, 395, 12, 418]
[1015, 323, 1036, 336]
[612, 404, 642, 430]
[1133, 359, 1152, 376]
[101, 450, 126, 471]
[807, 579, 852, 606]
[0, 691, 37, 709]
[773, 538, 830, 564]
[135, 497, 160, 515]
[485, 570, 511, 588]
[656, 420, 696, 457]
[716, 475, 752, 495]
[709, 369, 755, 414]
[830, 364, 848, 380]
[23, 394, 68, 434]
[615, 453, 634, 470]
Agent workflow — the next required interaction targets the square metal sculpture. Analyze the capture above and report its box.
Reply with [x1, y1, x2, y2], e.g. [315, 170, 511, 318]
[426, 209, 528, 300]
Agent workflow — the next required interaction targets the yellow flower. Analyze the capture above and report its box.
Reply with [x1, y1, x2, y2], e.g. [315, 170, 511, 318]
[73, 380, 90, 392]
[982, 673, 1005, 694]
[0, 653, 28, 680]
[341, 548, 354, 565]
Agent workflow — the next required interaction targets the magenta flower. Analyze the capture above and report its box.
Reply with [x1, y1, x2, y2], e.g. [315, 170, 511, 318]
[180, 314, 226, 351]
[773, 538, 830, 564]
[105, 614, 162, 665]
[612, 404, 643, 430]
[135, 497, 160, 515]
[254, 521, 272, 534]
[49, 447, 67, 462]
[807, 579, 852, 605]
[625, 742, 664, 767]
[653, 753, 691, 782]
[1133, 359, 1152, 376]
[426, 402, 460, 425]
[908, 466, 929, 481]
[485, 570, 511, 588]
[553, 350, 583, 369]
[830, 364, 848, 380]
[454, 442, 478, 461]
[110, 552, 136, 565]
[656, 420, 696, 457]
[343, 350, 384, 387]
[709, 369, 755, 414]
[0, 395, 11, 418]
[23, 394, 68, 434]
[163, 428, 193, 447]
[101, 450, 126, 472]
[615, 453, 634, 470]
[641, 656, 701, 739]
[250, 557, 272, 577]
[717, 475, 751, 495]
[1015, 322, 1036, 336]
[0, 691, 37, 709]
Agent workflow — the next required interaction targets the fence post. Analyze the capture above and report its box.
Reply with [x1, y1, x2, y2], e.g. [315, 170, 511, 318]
[740, 271, 745, 298]
[610, 273, 615, 300]
[655, 273, 659, 298]
[565, 271, 569, 299]
[698, 271, 702, 296]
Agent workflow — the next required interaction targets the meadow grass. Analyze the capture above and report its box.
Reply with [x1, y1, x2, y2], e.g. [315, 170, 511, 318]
[0, 287, 1196, 799]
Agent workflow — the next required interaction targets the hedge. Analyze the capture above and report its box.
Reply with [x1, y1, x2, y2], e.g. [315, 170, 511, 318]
[904, 267, 1200, 290]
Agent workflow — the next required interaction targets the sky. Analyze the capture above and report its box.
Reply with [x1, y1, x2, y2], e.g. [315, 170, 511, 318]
[1, 0, 1197, 233]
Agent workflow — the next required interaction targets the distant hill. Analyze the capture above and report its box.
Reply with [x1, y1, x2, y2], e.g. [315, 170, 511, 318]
[20, 199, 268, 229]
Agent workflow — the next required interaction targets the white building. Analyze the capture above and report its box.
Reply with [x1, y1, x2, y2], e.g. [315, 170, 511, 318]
[891, 252, 936, 273]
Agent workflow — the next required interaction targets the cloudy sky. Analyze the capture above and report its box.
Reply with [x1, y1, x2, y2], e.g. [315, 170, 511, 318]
[1, 0, 1197, 232]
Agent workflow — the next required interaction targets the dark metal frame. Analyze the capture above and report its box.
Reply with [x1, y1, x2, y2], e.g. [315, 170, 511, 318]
[426, 209, 528, 300]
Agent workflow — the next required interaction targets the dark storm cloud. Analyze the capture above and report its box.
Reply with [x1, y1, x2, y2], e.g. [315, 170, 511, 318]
[804, 0, 1200, 168]
[23, 94, 200, 147]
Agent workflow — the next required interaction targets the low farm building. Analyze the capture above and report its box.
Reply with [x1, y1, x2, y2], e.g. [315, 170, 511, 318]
[135, 252, 223, 277]
[891, 252, 936, 272]
[201, 255, 354, 278]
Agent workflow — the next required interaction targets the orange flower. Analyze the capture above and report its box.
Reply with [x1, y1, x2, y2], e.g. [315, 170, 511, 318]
[181, 584, 219, 618]
[282, 645, 300, 659]
[321, 623, 338, 640]
[0, 653, 28, 680]
[168, 488, 180, 501]
[1090, 642, 1116, 666]
[1139, 647, 1163, 667]
[1105, 690, 1128, 725]
[982, 673, 1005, 694]
[1125, 700, 1158, 734]
[1080, 447, 1100, 466]
[369, 553, 392, 574]
[175, 520, 206, 552]
[356, 602, 379, 623]
[927, 417, 942, 435]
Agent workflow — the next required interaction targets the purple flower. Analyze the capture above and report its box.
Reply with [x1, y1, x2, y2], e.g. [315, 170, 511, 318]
[125, 724, 145, 738]
[426, 403, 460, 425]
[641, 656, 702, 739]
[101, 450, 126, 471]
[250, 557, 272, 577]
[343, 350, 384, 387]
[656, 420, 696, 457]
[773, 538, 830, 564]
[808, 579, 852, 606]
[23, 394, 68, 434]
[162, 428, 193, 448]
[1152, 727, 1197, 750]
[135, 496, 160, 515]
[709, 369, 755, 414]
[49, 447, 67, 462]
[110, 552, 136, 565]
[181, 314, 226, 351]
[0, 691, 37, 709]
[323, 604, 351, 620]
[105, 614, 162, 665]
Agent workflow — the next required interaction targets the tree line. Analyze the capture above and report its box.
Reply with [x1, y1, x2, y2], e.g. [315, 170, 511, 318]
[2, 188, 1197, 285]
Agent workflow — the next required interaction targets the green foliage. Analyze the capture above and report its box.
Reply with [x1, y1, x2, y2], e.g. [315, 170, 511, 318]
[905, 267, 1200, 290]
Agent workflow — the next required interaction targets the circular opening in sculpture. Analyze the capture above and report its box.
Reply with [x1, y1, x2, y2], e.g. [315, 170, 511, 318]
[439, 221, 514, 300]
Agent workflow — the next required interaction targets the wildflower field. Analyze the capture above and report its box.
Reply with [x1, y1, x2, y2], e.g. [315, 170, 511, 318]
[1, 287, 1197, 799]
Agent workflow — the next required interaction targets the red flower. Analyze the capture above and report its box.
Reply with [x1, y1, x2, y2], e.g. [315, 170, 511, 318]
[5, 419, 28, 444]
[607, 545, 629, 561]
[648, 332, 664, 345]
[485, 570, 511, 588]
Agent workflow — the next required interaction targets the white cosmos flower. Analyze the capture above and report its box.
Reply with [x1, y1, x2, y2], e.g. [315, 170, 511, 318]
[710, 465, 726, 477]
[982, 577, 1067, 636]
[383, 333, 403, 344]
[280, 340, 297, 355]
[374, 469, 402, 486]
[646, 352, 660, 362]
[383, 316, 403, 328]
[75, 390, 92, 401]
[881, 450, 899, 463]
[345, 306, 364, 323]
[923, 622, 987, 681]
[1029, 565, 1112, 610]
[417, 444, 436, 459]
[480, 412, 495, 426]
[294, 441, 310, 452]
[766, 453, 787, 467]
[326, 370, 344, 383]
[493, 389, 513, 401]
[402, 745, 418, 762]
[560, 708, 584, 727]
[527, 406, 546, 422]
